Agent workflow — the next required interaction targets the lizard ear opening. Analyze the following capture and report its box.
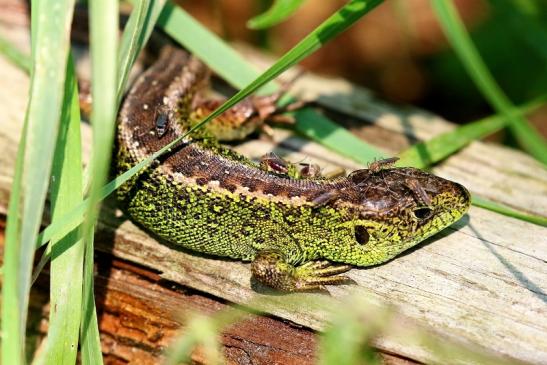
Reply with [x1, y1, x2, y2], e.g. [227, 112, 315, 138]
[354, 225, 370, 245]
[413, 207, 433, 220]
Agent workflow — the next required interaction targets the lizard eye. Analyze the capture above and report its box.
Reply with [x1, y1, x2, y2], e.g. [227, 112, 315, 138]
[413, 207, 433, 220]
[354, 226, 370, 245]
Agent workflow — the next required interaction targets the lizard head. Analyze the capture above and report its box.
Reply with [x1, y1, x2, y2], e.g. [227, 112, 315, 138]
[327, 166, 470, 266]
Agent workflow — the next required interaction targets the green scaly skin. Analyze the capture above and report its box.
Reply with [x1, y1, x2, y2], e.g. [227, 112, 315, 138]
[116, 47, 471, 292]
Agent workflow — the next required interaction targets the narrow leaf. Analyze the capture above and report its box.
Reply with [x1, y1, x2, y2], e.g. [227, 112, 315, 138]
[1, 0, 76, 362]
[45, 55, 84, 365]
[472, 195, 547, 227]
[293, 108, 384, 162]
[117, 0, 166, 104]
[397, 96, 546, 168]
[80, 229, 104, 365]
[0, 34, 31, 73]
[77, 1, 119, 361]
[247, 0, 306, 30]
[1, 92, 28, 365]
[85, 0, 119, 230]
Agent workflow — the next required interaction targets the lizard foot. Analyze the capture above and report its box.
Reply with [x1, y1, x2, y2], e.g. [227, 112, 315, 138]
[251, 250, 354, 292]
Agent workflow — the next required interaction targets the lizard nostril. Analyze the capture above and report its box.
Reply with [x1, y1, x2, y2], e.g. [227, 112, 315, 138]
[354, 226, 370, 245]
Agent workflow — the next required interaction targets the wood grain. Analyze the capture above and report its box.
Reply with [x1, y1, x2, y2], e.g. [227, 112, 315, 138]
[1, 13, 546, 365]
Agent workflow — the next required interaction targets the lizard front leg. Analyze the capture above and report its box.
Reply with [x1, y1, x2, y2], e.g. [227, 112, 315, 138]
[251, 250, 353, 292]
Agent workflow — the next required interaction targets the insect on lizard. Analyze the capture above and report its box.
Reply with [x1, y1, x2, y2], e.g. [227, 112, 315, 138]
[116, 47, 471, 292]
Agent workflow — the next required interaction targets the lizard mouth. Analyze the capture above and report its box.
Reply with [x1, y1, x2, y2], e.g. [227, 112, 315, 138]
[439, 182, 471, 223]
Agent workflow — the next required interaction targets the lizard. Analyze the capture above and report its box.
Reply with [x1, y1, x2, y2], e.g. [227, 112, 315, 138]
[116, 46, 471, 292]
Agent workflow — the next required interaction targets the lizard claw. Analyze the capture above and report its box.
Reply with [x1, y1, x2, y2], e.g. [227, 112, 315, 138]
[298, 260, 331, 270]
[295, 275, 354, 292]
[294, 261, 354, 291]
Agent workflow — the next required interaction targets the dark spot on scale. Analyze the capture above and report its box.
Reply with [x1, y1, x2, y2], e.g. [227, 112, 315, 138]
[288, 189, 302, 198]
[195, 177, 208, 185]
[223, 183, 237, 193]
[354, 226, 370, 245]
[241, 178, 258, 192]
[262, 186, 280, 196]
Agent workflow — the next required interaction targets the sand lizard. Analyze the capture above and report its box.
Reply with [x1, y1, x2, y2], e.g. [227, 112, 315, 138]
[116, 47, 471, 292]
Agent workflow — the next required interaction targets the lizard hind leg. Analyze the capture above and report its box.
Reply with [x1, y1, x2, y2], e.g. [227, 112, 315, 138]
[251, 250, 354, 292]
[189, 71, 306, 142]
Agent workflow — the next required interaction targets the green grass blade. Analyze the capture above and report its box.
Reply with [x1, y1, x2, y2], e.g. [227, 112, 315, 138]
[430, 0, 547, 164]
[318, 296, 390, 365]
[1, 6, 34, 362]
[319, 321, 381, 365]
[34, 158, 161, 250]
[1, 91, 28, 365]
[84, 0, 118, 246]
[164, 314, 223, 365]
[76, 4, 162, 360]
[158, 0, 383, 163]
[158, 1, 276, 92]
[80, 228, 104, 365]
[471, 195, 547, 227]
[1, 1, 75, 362]
[78, 1, 119, 362]
[37, 199, 89, 248]
[0, 34, 31, 73]
[293, 108, 384, 162]
[44, 54, 84, 365]
[397, 96, 546, 168]
[117, 0, 166, 104]
[117, 0, 151, 103]
[319, 319, 368, 365]
[247, 0, 306, 30]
